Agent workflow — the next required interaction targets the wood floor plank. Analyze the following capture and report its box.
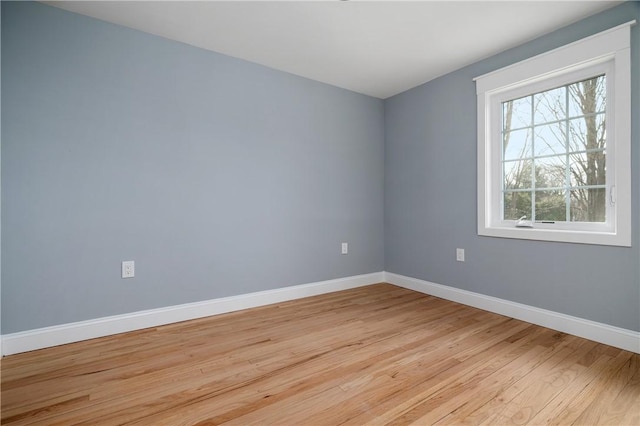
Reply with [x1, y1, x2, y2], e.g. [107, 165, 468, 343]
[366, 328, 551, 425]
[120, 306, 487, 425]
[1, 283, 637, 425]
[611, 355, 640, 425]
[301, 320, 533, 426]
[428, 332, 583, 425]
[525, 352, 624, 424]
[465, 337, 594, 425]
[569, 352, 639, 425]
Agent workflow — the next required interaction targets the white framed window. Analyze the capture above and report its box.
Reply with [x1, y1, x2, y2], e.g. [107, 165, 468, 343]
[476, 21, 633, 246]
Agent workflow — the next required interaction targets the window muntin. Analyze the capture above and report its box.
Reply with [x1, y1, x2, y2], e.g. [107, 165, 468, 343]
[501, 75, 607, 224]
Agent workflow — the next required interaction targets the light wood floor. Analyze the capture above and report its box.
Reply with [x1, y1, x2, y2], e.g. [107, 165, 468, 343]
[1, 284, 639, 425]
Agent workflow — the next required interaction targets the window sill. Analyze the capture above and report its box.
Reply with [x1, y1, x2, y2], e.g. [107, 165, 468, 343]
[478, 225, 630, 247]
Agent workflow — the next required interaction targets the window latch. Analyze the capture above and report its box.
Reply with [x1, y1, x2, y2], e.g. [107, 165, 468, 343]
[610, 185, 616, 206]
[516, 216, 533, 228]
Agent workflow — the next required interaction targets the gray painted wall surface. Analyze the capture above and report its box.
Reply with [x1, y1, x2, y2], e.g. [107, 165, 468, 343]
[1, 2, 385, 333]
[1, 3, 3, 340]
[2, 1, 638, 336]
[385, 2, 640, 331]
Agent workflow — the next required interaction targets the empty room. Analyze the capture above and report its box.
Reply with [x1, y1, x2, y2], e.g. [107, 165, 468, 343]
[1, 1, 639, 424]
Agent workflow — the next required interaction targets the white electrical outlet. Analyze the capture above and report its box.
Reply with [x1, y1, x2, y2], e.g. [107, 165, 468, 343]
[456, 248, 465, 262]
[341, 242, 348, 255]
[122, 260, 135, 278]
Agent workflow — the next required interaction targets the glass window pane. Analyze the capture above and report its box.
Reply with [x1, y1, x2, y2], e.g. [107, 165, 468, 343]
[504, 191, 531, 220]
[503, 128, 532, 160]
[504, 159, 533, 190]
[568, 75, 606, 117]
[503, 96, 532, 130]
[569, 150, 606, 187]
[568, 113, 605, 152]
[496, 68, 613, 230]
[534, 86, 566, 125]
[570, 187, 606, 222]
[534, 123, 565, 156]
[535, 190, 566, 221]
[535, 156, 566, 189]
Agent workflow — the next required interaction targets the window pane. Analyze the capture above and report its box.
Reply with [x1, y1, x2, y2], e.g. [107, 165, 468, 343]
[503, 128, 532, 160]
[503, 96, 532, 130]
[568, 75, 605, 117]
[504, 159, 533, 189]
[534, 122, 565, 156]
[570, 187, 606, 222]
[497, 68, 613, 230]
[534, 86, 566, 125]
[568, 113, 605, 154]
[569, 150, 606, 187]
[535, 190, 566, 221]
[535, 156, 566, 188]
[504, 191, 531, 220]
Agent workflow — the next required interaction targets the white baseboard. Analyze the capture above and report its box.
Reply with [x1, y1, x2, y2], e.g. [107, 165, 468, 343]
[384, 272, 640, 354]
[4, 271, 638, 356]
[1, 272, 384, 356]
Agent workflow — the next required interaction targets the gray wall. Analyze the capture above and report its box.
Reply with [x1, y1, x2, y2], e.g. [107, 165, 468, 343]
[3, 1, 638, 336]
[1, 2, 385, 333]
[385, 2, 640, 331]
[0, 3, 3, 340]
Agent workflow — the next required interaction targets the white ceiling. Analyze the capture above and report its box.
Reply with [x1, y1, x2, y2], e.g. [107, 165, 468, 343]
[46, 1, 623, 99]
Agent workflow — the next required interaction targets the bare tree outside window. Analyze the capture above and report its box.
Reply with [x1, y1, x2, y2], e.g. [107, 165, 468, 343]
[501, 75, 606, 223]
